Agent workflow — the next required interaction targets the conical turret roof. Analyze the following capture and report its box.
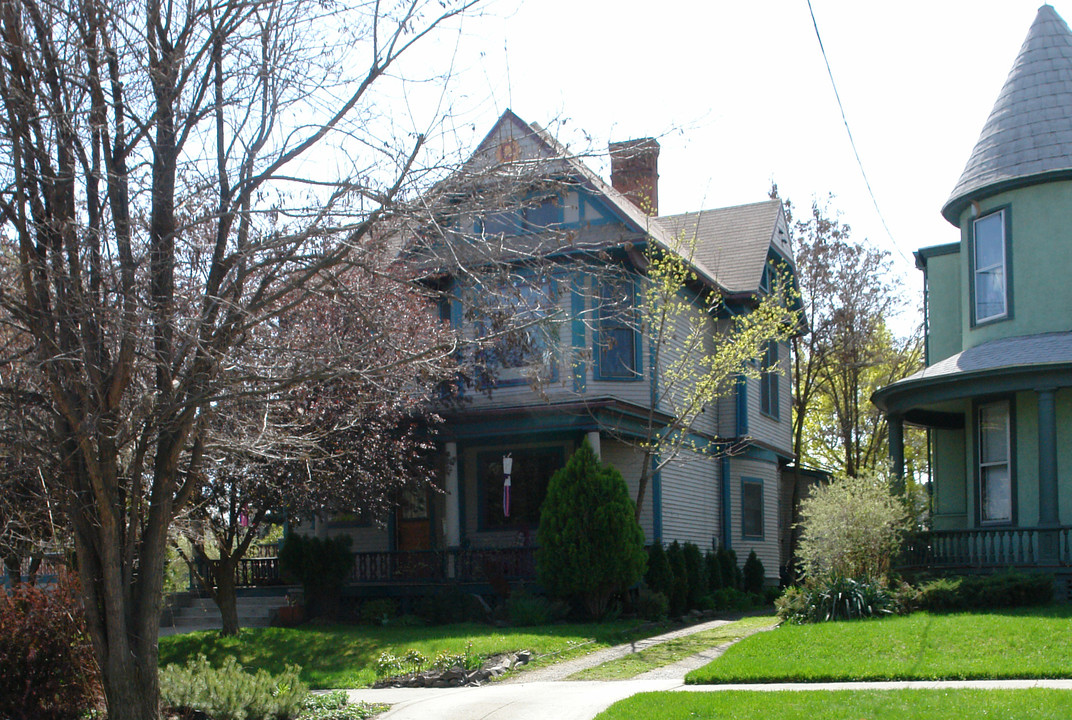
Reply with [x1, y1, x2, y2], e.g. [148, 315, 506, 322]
[943, 5, 1072, 224]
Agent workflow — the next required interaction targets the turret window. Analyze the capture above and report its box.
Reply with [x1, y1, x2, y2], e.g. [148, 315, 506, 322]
[972, 210, 1008, 324]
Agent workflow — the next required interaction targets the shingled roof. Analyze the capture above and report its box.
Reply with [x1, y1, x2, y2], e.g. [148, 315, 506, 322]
[656, 200, 788, 294]
[942, 4, 1072, 224]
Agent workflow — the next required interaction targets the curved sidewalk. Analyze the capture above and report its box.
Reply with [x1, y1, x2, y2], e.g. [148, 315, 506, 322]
[347, 679, 1072, 720]
[343, 614, 1072, 720]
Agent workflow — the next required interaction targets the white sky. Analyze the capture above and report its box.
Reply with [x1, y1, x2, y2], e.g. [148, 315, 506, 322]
[398, 0, 1066, 325]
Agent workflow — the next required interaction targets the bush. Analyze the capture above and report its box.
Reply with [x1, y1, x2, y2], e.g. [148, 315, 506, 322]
[0, 579, 102, 720]
[742, 550, 765, 595]
[645, 543, 673, 599]
[635, 586, 669, 621]
[682, 542, 707, 610]
[796, 474, 910, 582]
[710, 587, 755, 612]
[506, 588, 563, 626]
[160, 655, 308, 720]
[775, 575, 896, 624]
[300, 691, 383, 720]
[279, 533, 353, 619]
[716, 545, 740, 590]
[665, 541, 688, 616]
[705, 549, 723, 592]
[415, 585, 487, 624]
[916, 571, 1054, 611]
[537, 439, 646, 619]
[358, 598, 398, 625]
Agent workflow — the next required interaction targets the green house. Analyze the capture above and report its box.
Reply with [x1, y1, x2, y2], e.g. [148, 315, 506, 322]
[873, 5, 1072, 579]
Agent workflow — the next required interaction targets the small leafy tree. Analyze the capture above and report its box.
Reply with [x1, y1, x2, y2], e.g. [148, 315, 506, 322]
[278, 534, 354, 620]
[796, 474, 911, 582]
[537, 440, 646, 619]
[742, 550, 765, 594]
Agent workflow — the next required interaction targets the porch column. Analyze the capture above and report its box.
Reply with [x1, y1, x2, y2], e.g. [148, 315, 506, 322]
[888, 414, 905, 495]
[1038, 388, 1059, 526]
[444, 443, 461, 546]
[586, 430, 601, 460]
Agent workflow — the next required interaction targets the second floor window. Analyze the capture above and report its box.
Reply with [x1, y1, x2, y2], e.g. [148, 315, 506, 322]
[596, 278, 638, 379]
[973, 210, 1007, 324]
[470, 275, 558, 385]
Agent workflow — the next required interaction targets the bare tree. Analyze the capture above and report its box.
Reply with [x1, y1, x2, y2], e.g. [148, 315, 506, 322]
[179, 257, 457, 635]
[0, 0, 479, 716]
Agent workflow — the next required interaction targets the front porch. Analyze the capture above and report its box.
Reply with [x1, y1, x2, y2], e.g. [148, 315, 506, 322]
[211, 546, 538, 595]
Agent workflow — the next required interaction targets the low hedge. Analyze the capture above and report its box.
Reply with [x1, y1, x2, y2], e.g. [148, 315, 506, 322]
[915, 571, 1054, 611]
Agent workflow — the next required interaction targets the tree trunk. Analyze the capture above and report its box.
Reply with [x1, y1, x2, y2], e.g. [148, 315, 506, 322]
[214, 560, 240, 637]
[101, 648, 160, 720]
[3, 553, 21, 587]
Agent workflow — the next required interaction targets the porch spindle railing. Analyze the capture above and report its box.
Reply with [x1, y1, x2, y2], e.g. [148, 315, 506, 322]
[900, 526, 1072, 569]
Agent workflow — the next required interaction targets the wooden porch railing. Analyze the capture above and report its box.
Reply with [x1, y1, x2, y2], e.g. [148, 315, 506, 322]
[210, 547, 539, 588]
[349, 547, 538, 584]
[900, 526, 1072, 569]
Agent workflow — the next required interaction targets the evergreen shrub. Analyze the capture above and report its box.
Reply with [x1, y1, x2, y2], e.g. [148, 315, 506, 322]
[645, 543, 673, 599]
[716, 545, 740, 590]
[742, 549, 765, 594]
[665, 541, 688, 616]
[682, 542, 707, 610]
[705, 549, 723, 591]
[160, 655, 308, 720]
[536, 439, 646, 619]
[635, 586, 669, 621]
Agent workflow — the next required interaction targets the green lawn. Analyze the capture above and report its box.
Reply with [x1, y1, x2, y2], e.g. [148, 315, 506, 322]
[159, 620, 644, 688]
[687, 605, 1072, 684]
[569, 616, 778, 681]
[595, 689, 1072, 720]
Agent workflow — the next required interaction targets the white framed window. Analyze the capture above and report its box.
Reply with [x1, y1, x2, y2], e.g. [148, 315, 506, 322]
[972, 210, 1007, 323]
[978, 400, 1012, 524]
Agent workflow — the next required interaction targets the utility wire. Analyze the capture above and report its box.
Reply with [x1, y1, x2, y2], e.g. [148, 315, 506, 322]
[806, 0, 910, 265]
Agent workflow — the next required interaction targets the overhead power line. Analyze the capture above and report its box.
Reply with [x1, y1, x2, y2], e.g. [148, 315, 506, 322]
[806, 0, 910, 265]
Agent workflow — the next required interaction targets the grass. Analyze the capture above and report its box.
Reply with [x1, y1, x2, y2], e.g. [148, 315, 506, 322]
[569, 615, 778, 681]
[594, 689, 1072, 720]
[686, 604, 1072, 684]
[159, 620, 645, 688]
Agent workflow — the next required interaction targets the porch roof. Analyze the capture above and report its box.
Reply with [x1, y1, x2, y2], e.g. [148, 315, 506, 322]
[872, 331, 1072, 419]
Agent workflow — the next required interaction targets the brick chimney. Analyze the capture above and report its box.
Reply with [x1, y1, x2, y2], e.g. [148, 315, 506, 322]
[609, 138, 660, 215]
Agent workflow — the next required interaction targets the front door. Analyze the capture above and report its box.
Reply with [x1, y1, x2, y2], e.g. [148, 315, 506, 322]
[396, 485, 431, 552]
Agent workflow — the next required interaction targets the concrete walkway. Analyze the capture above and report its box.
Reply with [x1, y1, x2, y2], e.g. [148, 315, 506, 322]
[343, 616, 1072, 720]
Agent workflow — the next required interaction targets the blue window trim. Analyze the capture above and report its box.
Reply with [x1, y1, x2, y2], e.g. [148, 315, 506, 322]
[759, 341, 780, 420]
[571, 273, 587, 392]
[593, 275, 643, 381]
[735, 375, 749, 436]
[740, 477, 764, 540]
[968, 205, 1013, 328]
